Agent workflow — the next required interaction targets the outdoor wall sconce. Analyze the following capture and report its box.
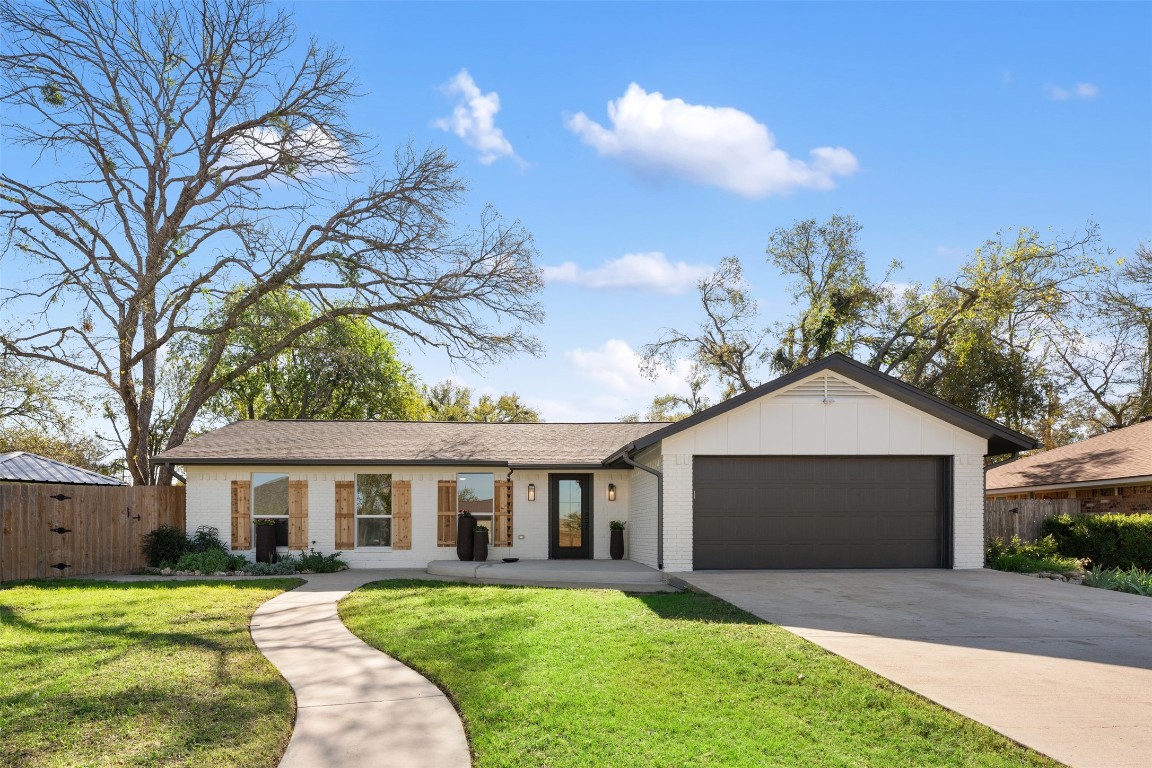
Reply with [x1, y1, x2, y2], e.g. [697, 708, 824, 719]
[607, 483, 616, 501]
[527, 483, 535, 501]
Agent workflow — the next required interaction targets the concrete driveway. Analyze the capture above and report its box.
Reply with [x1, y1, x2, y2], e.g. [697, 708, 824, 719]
[674, 569, 1152, 768]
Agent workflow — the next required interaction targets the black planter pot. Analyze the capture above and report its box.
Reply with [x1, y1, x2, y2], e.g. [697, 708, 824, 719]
[456, 516, 477, 561]
[473, 529, 489, 562]
[610, 528, 625, 560]
[255, 525, 277, 564]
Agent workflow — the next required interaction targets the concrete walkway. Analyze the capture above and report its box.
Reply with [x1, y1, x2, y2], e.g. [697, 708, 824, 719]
[676, 569, 1152, 768]
[250, 570, 471, 768]
[426, 558, 673, 591]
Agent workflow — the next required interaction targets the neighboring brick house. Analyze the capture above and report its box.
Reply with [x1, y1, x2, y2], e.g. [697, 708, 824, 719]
[154, 354, 1034, 571]
[985, 419, 1152, 514]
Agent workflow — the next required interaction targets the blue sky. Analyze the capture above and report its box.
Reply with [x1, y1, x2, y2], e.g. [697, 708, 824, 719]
[296, 0, 1148, 421]
[5, 1, 1151, 424]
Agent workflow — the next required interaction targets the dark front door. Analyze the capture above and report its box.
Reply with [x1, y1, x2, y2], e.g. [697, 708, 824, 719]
[550, 474, 592, 559]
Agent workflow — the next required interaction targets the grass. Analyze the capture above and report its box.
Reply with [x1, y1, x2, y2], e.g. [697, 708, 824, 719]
[1083, 566, 1152, 596]
[0, 578, 300, 768]
[341, 581, 1059, 768]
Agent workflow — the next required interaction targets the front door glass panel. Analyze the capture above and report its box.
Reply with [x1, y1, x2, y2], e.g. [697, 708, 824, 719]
[557, 479, 583, 548]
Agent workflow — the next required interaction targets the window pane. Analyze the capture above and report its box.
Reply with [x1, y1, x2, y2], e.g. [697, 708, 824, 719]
[252, 473, 289, 517]
[457, 473, 494, 515]
[356, 474, 392, 516]
[357, 517, 391, 547]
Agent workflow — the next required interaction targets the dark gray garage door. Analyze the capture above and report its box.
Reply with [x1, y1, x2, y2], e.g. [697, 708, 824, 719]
[693, 456, 949, 569]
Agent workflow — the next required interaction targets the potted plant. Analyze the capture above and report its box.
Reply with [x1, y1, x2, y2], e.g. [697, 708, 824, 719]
[456, 510, 476, 561]
[254, 518, 278, 564]
[609, 520, 626, 560]
[473, 524, 489, 562]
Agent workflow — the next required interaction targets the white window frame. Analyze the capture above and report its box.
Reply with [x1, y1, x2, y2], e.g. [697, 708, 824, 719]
[355, 473, 393, 549]
[251, 472, 290, 547]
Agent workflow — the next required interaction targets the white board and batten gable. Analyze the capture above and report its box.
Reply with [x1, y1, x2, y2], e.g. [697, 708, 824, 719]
[661, 372, 988, 457]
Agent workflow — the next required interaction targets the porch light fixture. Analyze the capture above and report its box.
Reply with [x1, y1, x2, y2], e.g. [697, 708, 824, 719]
[607, 483, 616, 501]
[527, 483, 535, 501]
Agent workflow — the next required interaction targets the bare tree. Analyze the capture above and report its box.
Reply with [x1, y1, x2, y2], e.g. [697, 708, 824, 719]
[640, 256, 765, 398]
[0, 0, 544, 484]
[1050, 243, 1152, 432]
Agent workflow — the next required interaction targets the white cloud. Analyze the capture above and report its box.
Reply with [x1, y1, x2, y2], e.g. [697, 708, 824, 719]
[565, 83, 858, 197]
[543, 252, 711, 294]
[223, 124, 352, 179]
[433, 70, 519, 164]
[1046, 82, 1100, 101]
[564, 339, 700, 398]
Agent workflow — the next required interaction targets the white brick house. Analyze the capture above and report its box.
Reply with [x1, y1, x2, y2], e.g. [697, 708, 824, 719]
[154, 354, 1035, 571]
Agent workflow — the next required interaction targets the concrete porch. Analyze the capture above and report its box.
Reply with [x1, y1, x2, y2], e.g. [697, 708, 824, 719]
[426, 559, 674, 591]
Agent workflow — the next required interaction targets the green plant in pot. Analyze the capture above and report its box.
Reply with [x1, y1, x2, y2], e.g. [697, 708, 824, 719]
[254, 518, 278, 564]
[473, 524, 490, 562]
[457, 510, 476, 561]
[609, 520, 626, 560]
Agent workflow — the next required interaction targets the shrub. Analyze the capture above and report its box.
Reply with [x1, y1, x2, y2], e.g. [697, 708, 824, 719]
[175, 548, 232, 574]
[242, 555, 300, 576]
[141, 525, 190, 568]
[985, 535, 1083, 574]
[1082, 566, 1152, 597]
[189, 525, 228, 553]
[1043, 514, 1152, 569]
[296, 547, 347, 573]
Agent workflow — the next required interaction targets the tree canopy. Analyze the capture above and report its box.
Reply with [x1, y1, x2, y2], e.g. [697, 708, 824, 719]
[166, 289, 428, 424]
[426, 380, 541, 423]
[642, 215, 1125, 446]
[0, 0, 543, 483]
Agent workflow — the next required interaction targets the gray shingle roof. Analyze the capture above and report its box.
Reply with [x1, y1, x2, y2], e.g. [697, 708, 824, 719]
[152, 420, 670, 467]
[0, 452, 126, 486]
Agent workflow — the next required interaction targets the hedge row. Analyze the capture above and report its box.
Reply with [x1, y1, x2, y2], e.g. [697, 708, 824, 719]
[1042, 514, 1152, 570]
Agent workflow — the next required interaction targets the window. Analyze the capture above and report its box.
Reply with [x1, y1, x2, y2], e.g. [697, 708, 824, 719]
[356, 474, 392, 547]
[252, 473, 289, 546]
[457, 472, 494, 530]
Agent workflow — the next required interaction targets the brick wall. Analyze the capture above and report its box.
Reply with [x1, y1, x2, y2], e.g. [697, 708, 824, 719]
[627, 446, 660, 569]
[661, 453, 694, 572]
[953, 455, 986, 569]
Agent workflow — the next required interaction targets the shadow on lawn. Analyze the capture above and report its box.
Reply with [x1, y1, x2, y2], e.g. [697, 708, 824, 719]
[629, 590, 767, 625]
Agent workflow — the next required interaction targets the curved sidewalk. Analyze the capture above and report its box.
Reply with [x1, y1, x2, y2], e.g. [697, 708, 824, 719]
[250, 570, 471, 768]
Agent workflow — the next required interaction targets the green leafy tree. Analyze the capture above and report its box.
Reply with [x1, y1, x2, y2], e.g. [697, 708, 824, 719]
[0, 0, 542, 483]
[167, 289, 428, 423]
[642, 215, 1107, 440]
[426, 381, 541, 422]
[0, 426, 122, 477]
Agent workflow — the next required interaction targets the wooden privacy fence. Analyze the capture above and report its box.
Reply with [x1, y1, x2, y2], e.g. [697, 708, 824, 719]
[985, 498, 1081, 544]
[0, 483, 185, 581]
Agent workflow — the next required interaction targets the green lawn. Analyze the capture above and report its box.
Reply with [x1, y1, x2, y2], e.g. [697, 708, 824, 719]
[0, 579, 300, 768]
[342, 581, 1060, 768]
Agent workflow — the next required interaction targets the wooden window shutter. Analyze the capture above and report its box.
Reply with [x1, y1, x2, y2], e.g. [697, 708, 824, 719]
[230, 480, 251, 550]
[494, 480, 513, 547]
[288, 480, 308, 549]
[335, 480, 355, 550]
[437, 480, 457, 547]
[392, 480, 412, 550]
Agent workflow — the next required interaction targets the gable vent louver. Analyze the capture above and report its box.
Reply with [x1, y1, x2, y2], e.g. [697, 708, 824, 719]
[777, 374, 878, 403]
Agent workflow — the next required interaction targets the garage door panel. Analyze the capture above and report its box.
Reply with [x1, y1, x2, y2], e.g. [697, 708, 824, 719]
[693, 456, 947, 569]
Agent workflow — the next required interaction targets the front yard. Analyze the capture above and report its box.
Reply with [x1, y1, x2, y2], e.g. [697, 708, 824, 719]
[341, 581, 1059, 768]
[0, 579, 299, 768]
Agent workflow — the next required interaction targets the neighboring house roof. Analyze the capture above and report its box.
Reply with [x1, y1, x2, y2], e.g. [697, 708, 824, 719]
[986, 419, 1152, 492]
[604, 353, 1038, 461]
[0, 452, 126, 486]
[152, 421, 670, 468]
